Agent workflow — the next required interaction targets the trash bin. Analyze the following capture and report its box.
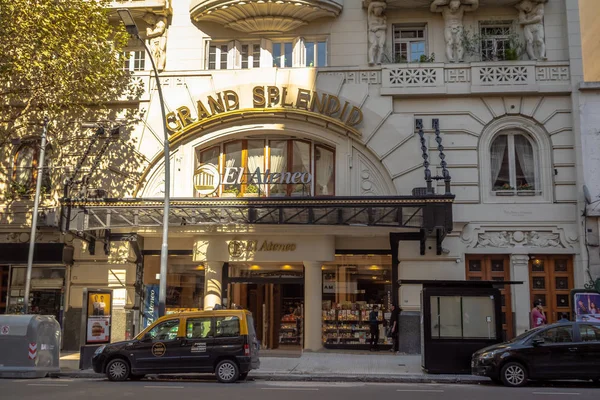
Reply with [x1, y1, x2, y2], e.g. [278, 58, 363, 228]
[0, 315, 61, 378]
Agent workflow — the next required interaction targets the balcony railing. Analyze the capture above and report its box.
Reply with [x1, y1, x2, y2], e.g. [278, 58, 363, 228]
[381, 61, 571, 96]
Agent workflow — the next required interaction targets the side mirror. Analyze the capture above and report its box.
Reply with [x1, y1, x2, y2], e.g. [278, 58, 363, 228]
[532, 337, 544, 346]
[141, 333, 152, 342]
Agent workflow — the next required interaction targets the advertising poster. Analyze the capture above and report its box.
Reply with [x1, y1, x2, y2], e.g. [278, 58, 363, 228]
[143, 285, 160, 328]
[574, 292, 600, 322]
[85, 291, 112, 344]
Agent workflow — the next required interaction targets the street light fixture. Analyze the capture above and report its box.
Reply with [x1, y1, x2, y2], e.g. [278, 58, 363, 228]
[117, 9, 171, 318]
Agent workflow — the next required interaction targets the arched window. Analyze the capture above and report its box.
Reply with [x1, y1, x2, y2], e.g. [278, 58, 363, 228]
[490, 132, 537, 193]
[12, 141, 52, 195]
[195, 138, 335, 198]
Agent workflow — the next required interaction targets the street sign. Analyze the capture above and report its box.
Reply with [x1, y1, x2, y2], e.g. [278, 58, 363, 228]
[0, 325, 9, 335]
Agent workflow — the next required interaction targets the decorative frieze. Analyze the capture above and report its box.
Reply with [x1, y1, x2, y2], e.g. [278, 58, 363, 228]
[478, 65, 528, 84]
[319, 70, 381, 84]
[461, 226, 578, 250]
[536, 66, 570, 81]
[387, 68, 438, 86]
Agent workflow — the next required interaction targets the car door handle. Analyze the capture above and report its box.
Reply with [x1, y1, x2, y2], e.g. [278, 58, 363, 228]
[568, 347, 578, 352]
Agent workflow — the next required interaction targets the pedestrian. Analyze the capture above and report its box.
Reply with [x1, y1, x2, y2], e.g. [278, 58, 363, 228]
[559, 312, 569, 322]
[369, 305, 380, 351]
[389, 304, 400, 354]
[531, 300, 546, 328]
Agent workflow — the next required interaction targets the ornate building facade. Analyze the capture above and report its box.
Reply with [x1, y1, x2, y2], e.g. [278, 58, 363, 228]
[0, 0, 589, 352]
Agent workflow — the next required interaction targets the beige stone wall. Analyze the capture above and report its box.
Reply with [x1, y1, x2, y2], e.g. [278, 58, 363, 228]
[580, 0, 600, 82]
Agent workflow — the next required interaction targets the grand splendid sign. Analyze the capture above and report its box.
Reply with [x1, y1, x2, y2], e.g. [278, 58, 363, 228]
[165, 86, 364, 135]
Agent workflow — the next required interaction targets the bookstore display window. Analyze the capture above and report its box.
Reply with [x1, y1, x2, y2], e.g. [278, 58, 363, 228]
[143, 255, 205, 313]
[321, 255, 393, 348]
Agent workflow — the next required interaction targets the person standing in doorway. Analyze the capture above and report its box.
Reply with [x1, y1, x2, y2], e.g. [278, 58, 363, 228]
[531, 300, 546, 328]
[389, 304, 400, 354]
[369, 305, 380, 351]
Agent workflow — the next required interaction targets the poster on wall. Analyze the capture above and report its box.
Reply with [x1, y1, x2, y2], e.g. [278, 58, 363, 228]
[84, 289, 113, 345]
[573, 292, 600, 322]
[143, 285, 159, 328]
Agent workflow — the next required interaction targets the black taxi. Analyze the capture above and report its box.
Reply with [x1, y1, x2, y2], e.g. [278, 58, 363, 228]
[92, 309, 260, 383]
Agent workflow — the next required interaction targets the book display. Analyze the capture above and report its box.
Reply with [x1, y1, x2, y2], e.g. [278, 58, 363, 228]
[280, 298, 302, 345]
[322, 302, 391, 349]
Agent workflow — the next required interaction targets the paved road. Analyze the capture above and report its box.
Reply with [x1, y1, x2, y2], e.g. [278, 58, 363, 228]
[0, 378, 598, 399]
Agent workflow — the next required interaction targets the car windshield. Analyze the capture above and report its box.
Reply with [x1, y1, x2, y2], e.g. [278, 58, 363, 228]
[508, 326, 544, 343]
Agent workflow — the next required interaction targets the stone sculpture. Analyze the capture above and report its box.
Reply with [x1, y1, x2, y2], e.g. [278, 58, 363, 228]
[367, 0, 387, 65]
[143, 13, 168, 71]
[516, 0, 547, 61]
[430, 0, 479, 63]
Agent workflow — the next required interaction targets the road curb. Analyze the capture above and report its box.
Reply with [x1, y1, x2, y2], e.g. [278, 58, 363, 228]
[51, 370, 489, 385]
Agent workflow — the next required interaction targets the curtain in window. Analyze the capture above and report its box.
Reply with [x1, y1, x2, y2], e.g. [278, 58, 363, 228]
[514, 134, 535, 189]
[292, 141, 310, 195]
[269, 141, 287, 194]
[247, 140, 264, 193]
[490, 136, 507, 188]
[316, 146, 334, 195]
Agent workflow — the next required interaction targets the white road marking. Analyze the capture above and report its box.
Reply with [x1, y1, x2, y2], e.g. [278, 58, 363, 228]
[261, 388, 319, 391]
[396, 389, 444, 393]
[27, 384, 69, 387]
[532, 392, 580, 396]
[143, 385, 185, 389]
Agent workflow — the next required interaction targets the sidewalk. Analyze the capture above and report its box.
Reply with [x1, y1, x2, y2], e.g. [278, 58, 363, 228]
[56, 351, 489, 384]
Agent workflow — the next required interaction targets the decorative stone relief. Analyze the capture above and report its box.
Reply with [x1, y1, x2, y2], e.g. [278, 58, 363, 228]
[430, 0, 479, 63]
[461, 227, 578, 249]
[143, 13, 168, 71]
[479, 66, 528, 84]
[354, 152, 389, 196]
[319, 70, 381, 84]
[516, 0, 547, 61]
[388, 68, 438, 85]
[367, 0, 387, 65]
[445, 67, 471, 83]
[536, 66, 570, 81]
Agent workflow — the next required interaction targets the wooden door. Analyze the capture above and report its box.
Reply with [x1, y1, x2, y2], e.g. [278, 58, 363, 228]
[466, 255, 513, 340]
[529, 256, 574, 324]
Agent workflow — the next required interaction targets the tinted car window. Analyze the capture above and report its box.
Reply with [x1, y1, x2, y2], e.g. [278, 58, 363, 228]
[148, 319, 179, 341]
[580, 324, 600, 342]
[215, 316, 240, 337]
[186, 317, 213, 339]
[535, 326, 573, 344]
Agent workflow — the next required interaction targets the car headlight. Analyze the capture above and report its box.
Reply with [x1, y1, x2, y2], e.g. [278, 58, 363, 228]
[480, 351, 496, 360]
[94, 345, 106, 356]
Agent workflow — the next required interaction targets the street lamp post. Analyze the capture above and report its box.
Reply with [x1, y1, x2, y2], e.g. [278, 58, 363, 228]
[117, 9, 170, 317]
[23, 116, 49, 314]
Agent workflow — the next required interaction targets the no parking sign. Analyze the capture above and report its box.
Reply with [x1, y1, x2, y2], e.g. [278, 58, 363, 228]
[0, 325, 9, 335]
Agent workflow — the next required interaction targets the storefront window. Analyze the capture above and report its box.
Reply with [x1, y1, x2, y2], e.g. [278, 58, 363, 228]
[194, 138, 335, 198]
[142, 256, 205, 316]
[321, 255, 392, 348]
[7, 266, 65, 322]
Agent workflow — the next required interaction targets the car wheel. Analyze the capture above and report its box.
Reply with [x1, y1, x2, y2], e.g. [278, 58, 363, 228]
[130, 374, 145, 381]
[239, 372, 249, 381]
[215, 360, 239, 383]
[500, 362, 528, 387]
[106, 358, 130, 382]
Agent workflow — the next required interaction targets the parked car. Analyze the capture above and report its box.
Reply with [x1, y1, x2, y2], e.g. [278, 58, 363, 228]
[92, 309, 260, 383]
[472, 321, 600, 387]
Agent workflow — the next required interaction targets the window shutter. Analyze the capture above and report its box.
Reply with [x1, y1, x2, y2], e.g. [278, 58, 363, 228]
[293, 37, 305, 67]
[261, 38, 273, 68]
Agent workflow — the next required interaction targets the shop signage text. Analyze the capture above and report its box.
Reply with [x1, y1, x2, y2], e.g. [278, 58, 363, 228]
[194, 163, 312, 196]
[166, 86, 364, 134]
[228, 239, 297, 257]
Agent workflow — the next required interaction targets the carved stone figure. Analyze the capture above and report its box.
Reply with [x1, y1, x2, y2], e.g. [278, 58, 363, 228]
[430, 0, 479, 63]
[367, 0, 387, 65]
[143, 13, 168, 71]
[527, 231, 560, 247]
[477, 231, 510, 248]
[516, 0, 547, 61]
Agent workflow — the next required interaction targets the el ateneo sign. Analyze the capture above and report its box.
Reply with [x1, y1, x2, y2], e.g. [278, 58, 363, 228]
[194, 162, 311, 196]
[165, 86, 364, 135]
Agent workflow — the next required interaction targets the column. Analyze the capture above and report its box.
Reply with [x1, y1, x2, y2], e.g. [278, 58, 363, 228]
[303, 261, 323, 352]
[510, 253, 531, 335]
[204, 261, 224, 310]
